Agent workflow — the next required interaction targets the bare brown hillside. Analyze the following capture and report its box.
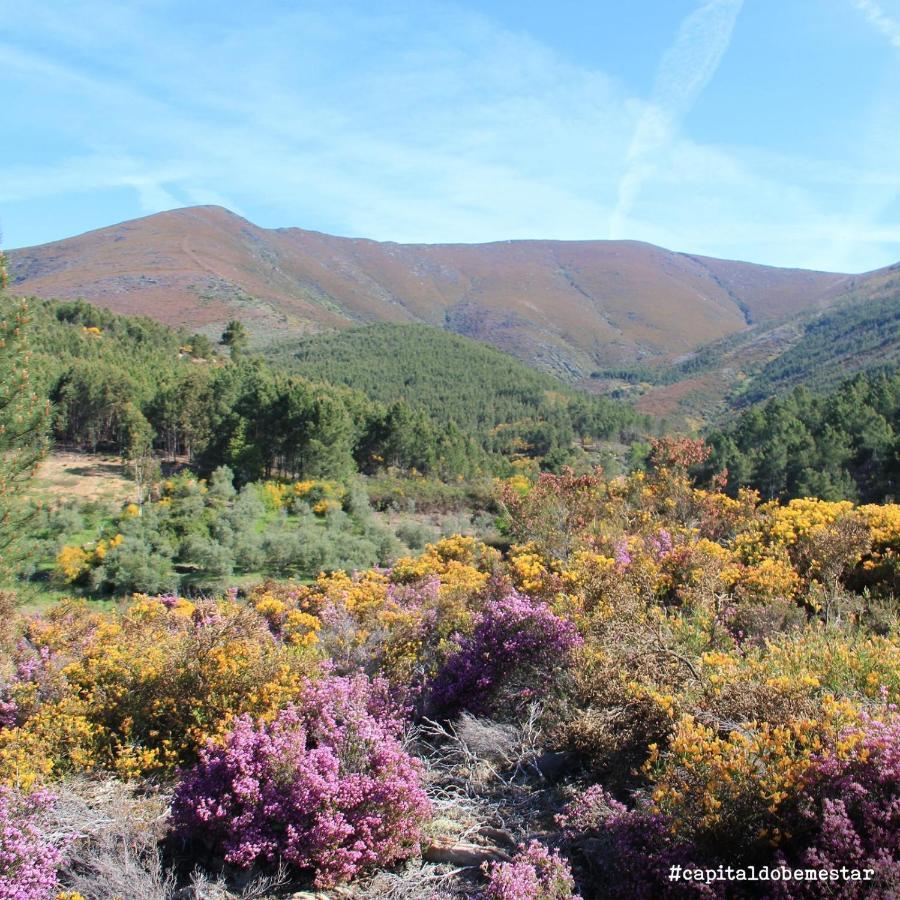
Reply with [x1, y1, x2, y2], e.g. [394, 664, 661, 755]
[10, 205, 876, 377]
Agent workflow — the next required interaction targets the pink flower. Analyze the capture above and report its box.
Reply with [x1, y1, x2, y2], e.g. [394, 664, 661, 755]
[480, 840, 580, 900]
[172, 674, 431, 888]
[0, 787, 63, 899]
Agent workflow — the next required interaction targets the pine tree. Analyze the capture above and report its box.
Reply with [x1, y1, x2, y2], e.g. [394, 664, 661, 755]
[0, 251, 50, 573]
[220, 320, 249, 359]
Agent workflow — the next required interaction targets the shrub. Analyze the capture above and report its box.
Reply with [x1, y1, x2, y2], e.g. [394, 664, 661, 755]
[558, 714, 900, 898]
[261, 528, 307, 577]
[93, 534, 177, 595]
[171, 674, 431, 888]
[429, 591, 581, 718]
[0, 786, 63, 899]
[557, 786, 709, 899]
[774, 713, 900, 898]
[641, 702, 864, 859]
[0, 595, 316, 781]
[178, 534, 234, 584]
[396, 521, 434, 551]
[480, 840, 579, 900]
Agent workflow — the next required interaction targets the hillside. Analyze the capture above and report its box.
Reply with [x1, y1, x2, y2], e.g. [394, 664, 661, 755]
[268, 323, 645, 444]
[592, 287, 900, 426]
[737, 290, 900, 405]
[8, 205, 876, 379]
[704, 368, 900, 502]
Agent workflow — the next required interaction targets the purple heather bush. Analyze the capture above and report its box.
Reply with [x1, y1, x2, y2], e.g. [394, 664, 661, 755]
[480, 840, 580, 900]
[613, 539, 632, 569]
[773, 713, 900, 898]
[0, 643, 61, 730]
[557, 786, 716, 899]
[647, 528, 674, 560]
[430, 590, 581, 717]
[171, 673, 431, 888]
[0, 787, 63, 900]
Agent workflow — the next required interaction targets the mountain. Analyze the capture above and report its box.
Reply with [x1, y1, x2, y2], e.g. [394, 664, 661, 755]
[592, 284, 900, 428]
[9, 205, 883, 379]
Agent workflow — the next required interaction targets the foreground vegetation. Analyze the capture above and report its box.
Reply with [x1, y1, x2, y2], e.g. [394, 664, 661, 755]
[0, 441, 897, 897]
[1, 254, 898, 897]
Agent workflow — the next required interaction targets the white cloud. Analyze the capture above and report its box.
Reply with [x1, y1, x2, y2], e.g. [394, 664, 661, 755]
[853, 0, 900, 48]
[610, 0, 744, 238]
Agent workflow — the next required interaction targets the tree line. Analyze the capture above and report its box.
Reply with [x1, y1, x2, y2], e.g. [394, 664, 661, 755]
[5, 297, 646, 484]
[704, 369, 899, 502]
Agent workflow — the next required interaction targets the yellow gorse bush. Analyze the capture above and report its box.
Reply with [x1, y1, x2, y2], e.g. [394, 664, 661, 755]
[645, 696, 864, 839]
[56, 534, 124, 583]
[55, 545, 89, 582]
[0, 595, 319, 783]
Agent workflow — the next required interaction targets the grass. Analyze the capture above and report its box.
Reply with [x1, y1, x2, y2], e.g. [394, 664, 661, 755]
[31, 451, 135, 506]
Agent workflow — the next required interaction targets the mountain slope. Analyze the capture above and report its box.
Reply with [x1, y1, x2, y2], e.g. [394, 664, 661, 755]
[267, 322, 645, 441]
[594, 287, 900, 427]
[7, 205, 879, 377]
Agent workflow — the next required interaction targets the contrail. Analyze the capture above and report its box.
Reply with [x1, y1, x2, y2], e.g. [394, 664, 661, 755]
[853, 0, 900, 48]
[609, 0, 744, 239]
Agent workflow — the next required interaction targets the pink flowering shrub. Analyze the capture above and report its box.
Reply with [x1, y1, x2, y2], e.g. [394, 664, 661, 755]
[613, 538, 632, 569]
[559, 715, 900, 898]
[557, 786, 714, 899]
[0, 642, 63, 729]
[774, 714, 900, 898]
[0, 787, 63, 900]
[480, 840, 580, 900]
[171, 674, 431, 888]
[430, 591, 581, 717]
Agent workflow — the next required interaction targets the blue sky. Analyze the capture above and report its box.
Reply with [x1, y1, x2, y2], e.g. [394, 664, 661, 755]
[1, 0, 900, 272]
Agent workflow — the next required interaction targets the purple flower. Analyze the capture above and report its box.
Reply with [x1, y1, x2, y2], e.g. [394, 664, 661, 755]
[171, 674, 431, 888]
[0, 645, 60, 731]
[614, 539, 632, 569]
[430, 591, 581, 717]
[0, 787, 63, 900]
[648, 529, 673, 560]
[157, 593, 180, 610]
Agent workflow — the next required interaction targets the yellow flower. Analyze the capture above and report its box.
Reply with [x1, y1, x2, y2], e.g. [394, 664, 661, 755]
[56, 545, 89, 582]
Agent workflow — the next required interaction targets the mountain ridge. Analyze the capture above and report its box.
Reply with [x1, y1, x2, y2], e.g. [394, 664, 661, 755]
[7, 205, 890, 378]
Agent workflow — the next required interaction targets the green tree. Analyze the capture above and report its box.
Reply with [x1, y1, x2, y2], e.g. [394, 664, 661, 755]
[0, 287, 50, 573]
[706, 369, 900, 502]
[121, 402, 159, 511]
[220, 320, 249, 359]
[148, 368, 211, 461]
[188, 332, 216, 359]
[52, 360, 136, 451]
